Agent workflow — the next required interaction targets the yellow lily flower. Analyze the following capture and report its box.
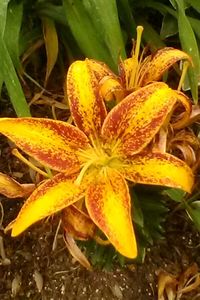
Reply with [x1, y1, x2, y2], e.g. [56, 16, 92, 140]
[0, 60, 194, 259]
[89, 26, 191, 102]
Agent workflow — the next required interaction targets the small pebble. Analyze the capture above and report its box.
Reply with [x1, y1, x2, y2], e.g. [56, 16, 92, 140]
[33, 270, 43, 292]
[110, 284, 123, 299]
[11, 274, 21, 297]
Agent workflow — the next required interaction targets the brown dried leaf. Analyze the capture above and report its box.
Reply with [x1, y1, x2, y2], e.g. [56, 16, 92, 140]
[0, 172, 35, 198]
[63, 232, 92, 271]
[42, 17, 58, 86]
[157, 270, 178, 300]
[157, 264, 200, 300]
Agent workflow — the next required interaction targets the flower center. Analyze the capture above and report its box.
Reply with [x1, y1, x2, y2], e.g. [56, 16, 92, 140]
[76, 138, 121, 185]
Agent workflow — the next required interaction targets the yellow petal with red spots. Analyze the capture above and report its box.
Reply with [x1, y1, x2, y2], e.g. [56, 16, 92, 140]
[102, 82, 185, 156]
[11, 173, 87, 236]
[86, 59, 115, 82]
[85, 168, 137, 258]
[62, 205, 96, 240]
[0, 172, 35, 198]
[66, 60, 107, 138]
[99, 76, 126, 102]
[120, 152, 194, 193]
[0, 118, 89, 172]
[138, 47, 191, 86]
[171, 91, 192, 129]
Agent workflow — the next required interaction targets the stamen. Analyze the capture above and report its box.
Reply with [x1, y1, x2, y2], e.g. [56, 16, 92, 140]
[110, 139, 122, 156]
[178, 61, 190, 91]
[45, 167, 53, 178]
[129, 26, 144, 89]
[134, 26, 144, 64]
[12, 148, 50, 178]
[89, 135, 104, 157]
[75, 160, 94, 185]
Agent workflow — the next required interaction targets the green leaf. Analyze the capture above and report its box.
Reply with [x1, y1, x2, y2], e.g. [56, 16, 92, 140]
[84, 0, 126, 62]
[36, 3, 68, 26]
[19, 27, 42, 57]
[0, 37, 30, 117]
[131, 189, 144, 228]
[4, 0, 23, 71]
[83, 239, 118, 270]
[186, 0, 200, 12]
[63, 0, 114, 68]
[169, 0, 177, 9]
[174, 0, 200, 103]
[117, 0, 137, 37]
[188, 17, 200, 41]
[62, 0, 125, 71]
[0, 0, 10, 37]
[139, 192, 168, 242]
[162, 188, 186, 202]
[160, 14, 178, 39]
[185, 201, 200, 231]
[0, 0, 10, 95]
[0, 0, 30, 116]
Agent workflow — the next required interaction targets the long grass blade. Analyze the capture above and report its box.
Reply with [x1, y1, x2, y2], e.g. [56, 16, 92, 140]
[4, 1, 23, 71]
[0, 0, 10, 37]
[117, 0, 137, 37]
[0, 37, 31, 117]
[83, 0, 126, 62]
[174, 0, 200, 103]
[62, 0, 124, 71]
[0, 1, 30, 116]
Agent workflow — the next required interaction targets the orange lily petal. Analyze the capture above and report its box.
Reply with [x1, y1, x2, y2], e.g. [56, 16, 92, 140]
[171, 91, 191, 129]
[85, 168, 137, 258]
[86, 59, 115, 82]
[66, 60, 107, 138]
[62, 205, 96, 240]
[11, 173, 87, 236]
[0, 118, 89, 172]
[102, 82, 182, 155]
[86, 59, 125, 102]
[99, 76, 126, 102]
[0, 172, 35, 198]
[120, 152, 194, 193]
[138, 47, 191, 86]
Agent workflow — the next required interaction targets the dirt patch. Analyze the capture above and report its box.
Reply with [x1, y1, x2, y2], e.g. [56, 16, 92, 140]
[1, 198, 200, 300]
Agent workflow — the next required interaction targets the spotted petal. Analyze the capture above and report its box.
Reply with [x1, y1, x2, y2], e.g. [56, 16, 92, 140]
[0, 172, 35, 198]
[62, 205, 96, 240]
[66, 60, 107, 138]
[102, 82, 187, 156]
[120, 152, 194, 193]
[138, 47, 191, 86]
[0, 118, 89, 172]
[10, 173, 88, 236]
[86, 59, 115, 82]
[85, 168, 137, 258]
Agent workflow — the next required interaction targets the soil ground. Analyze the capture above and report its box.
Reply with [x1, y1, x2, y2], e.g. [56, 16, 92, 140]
[1, 203, 200, 300]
